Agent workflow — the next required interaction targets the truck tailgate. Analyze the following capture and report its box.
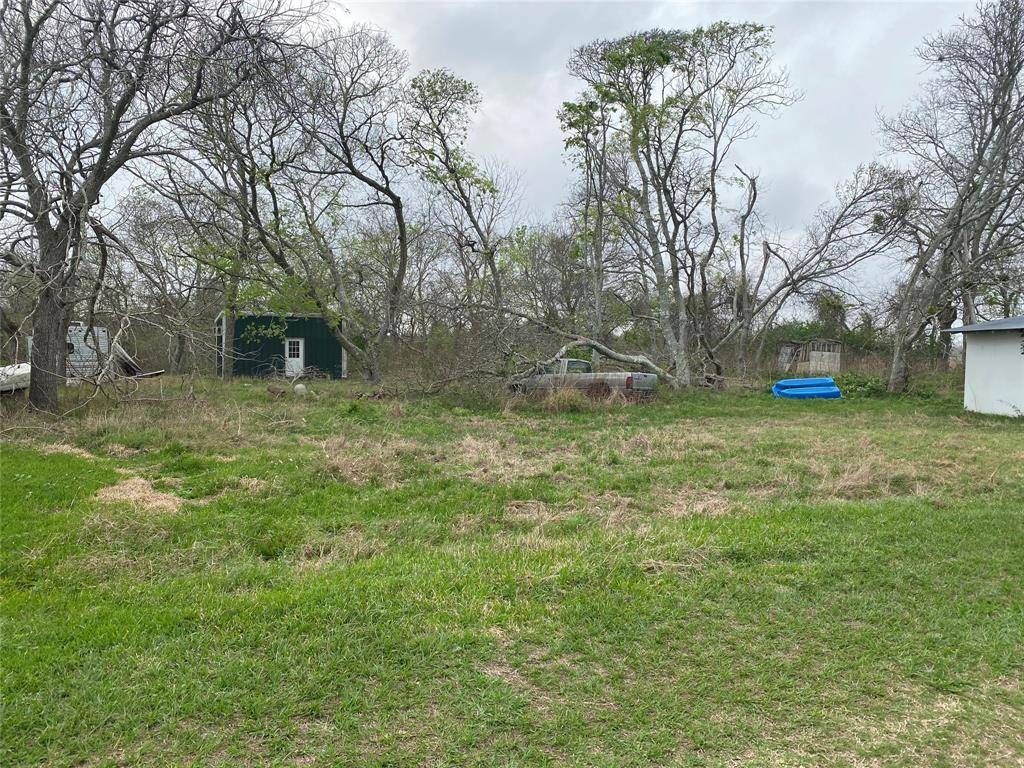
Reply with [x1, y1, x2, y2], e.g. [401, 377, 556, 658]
[627, 372, 658, 392]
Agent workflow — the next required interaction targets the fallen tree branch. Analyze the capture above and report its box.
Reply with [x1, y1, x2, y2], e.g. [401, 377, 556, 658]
[416, 367, 506, 395]
[465, 304, 679, 386]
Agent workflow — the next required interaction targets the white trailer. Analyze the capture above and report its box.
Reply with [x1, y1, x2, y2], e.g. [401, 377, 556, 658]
[0, 362, 30, 393]
[4, 323, 150, 394]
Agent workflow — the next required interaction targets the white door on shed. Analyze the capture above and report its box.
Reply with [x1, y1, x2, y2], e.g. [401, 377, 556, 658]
[284, 337, 305, 377]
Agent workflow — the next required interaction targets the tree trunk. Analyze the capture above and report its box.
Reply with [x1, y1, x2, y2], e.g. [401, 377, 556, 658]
[221, 311, 236, 380]
[631, 148, 689, 389]
[887, 338, 912, 393]
[484, 250, 502, 312]
[172, 332, 188, 374]
[737, 324, 750, 380]
[588, 247, 603, 370]
[28, 293, 67, 411]
[888, 314, 929, 393]
[936, 302, 957, 364]
[886, 249, 937, 393]
[28, 234, 71, 412]
[365, 344, 382, 384]
[753, 330, 769, 374]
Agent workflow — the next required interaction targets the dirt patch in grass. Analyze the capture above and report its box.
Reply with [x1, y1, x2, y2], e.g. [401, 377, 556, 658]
[93, 476, 183, 514]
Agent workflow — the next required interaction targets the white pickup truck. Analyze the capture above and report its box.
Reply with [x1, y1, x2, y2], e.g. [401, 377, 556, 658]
[512, 358, 658, 398]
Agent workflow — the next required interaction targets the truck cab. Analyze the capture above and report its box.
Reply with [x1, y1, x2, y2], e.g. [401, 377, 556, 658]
[540, 359, 593, 375]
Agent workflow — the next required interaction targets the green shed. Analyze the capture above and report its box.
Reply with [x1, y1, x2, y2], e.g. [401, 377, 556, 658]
[215, 313, 347, 379]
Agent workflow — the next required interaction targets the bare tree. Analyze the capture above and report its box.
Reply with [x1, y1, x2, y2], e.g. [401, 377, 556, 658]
[560, 94, 615, 366]
[567, 24, 797, 386]
[0, 0, 305, 410]
[883, 0, 1024, 391]
[294, 27, 419, 381]
[406, 69, 519, 313]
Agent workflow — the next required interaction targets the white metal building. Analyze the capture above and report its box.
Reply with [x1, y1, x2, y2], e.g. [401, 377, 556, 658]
[26, 322, 144, 380]
[945, 316, 1024, 417]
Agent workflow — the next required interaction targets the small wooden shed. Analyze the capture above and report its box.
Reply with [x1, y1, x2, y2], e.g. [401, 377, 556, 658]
[944, 315, 1024, 417]
[215, 313, 347, 379]
[776, 339, 842, 375]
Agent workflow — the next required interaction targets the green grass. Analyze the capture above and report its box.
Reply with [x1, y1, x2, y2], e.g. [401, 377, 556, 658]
[1, 380, 1022, 766]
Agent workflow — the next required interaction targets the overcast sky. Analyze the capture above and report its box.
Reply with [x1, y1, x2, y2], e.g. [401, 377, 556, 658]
[342, 0, 969, 236]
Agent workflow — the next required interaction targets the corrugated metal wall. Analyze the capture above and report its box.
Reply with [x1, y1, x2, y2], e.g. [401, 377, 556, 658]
[222, 315, 346, 378]
[66, 325, 110, 378]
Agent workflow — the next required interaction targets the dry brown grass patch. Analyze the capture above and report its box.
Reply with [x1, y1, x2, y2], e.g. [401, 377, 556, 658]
[541, 388, 594, 413]
[104, 443, 141, 458]
[236, 476, 268, 493]
[37, 442, 94, 459]
[577, 490, 636, 526]
[317, 434, 423, 487]
[495, 526, 568, 552]
[453, 435, 569, 482]
[640, 555, 709, 574]
[623, 425, 729, 461]
[807, 451, 927, 500]
[841, 677, 1024, 766]
[295, 528, 381, 570]
[504, 499, 564, 526]
[659, 486, 734, 517]
[93, 476, 183, 514]
[504, 492, 634, 527]
[503, 491, 640, 531]
[72, 510, 245, 579]
[81, 510, 172, 544]
[481, 660, 558, 715]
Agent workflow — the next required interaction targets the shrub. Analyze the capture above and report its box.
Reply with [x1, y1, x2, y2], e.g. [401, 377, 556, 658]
[901, 370, 963, 400]
[835, 372, 888, 398]
[542, 388, 594, 413]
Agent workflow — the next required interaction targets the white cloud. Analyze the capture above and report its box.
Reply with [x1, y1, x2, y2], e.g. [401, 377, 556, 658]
[342, 0, 970, 229]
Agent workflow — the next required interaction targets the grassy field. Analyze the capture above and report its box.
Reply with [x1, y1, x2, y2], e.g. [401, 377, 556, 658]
[1, 380, 1022, 767]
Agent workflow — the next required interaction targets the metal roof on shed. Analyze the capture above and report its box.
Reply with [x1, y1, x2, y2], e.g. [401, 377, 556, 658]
[942, 315, 1024, 333]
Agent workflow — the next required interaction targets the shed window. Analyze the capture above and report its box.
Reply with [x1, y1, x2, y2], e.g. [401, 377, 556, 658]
[287, 339, 302, 358]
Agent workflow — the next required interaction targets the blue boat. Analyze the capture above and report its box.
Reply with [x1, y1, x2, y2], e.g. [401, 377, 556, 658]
[772, 377, 842, 399]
